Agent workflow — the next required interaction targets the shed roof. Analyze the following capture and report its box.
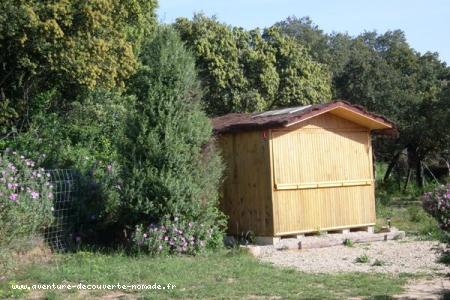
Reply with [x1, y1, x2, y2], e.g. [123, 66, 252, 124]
[212, 100, 396, 135]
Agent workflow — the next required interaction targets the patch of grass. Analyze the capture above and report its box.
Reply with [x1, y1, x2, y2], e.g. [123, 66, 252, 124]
[355, 253, 370, 263]
[0, 250, 410, 299]
[376, 203, 447, 241]
[0, 236, 50, 278]
[343, 239, 354, 247]
[372, 259, 386, 267]
[438, 251, 450, 265]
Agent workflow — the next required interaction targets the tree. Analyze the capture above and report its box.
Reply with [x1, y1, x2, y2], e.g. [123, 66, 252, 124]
[335, 31, 449, 187]
[0, 0, 157, 131]
[274, 16, 330, 63]
[174, 14, 331, 115]
[120, 27, 224, 227]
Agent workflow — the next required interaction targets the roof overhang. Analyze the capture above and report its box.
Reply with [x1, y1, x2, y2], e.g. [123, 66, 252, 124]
[212, 100, 397, 136]
[285, 105, 393, 130]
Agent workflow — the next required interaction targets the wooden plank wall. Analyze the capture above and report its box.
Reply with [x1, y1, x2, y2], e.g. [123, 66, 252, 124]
[218, 131, 274, 236]
[271, 113, 376, 235]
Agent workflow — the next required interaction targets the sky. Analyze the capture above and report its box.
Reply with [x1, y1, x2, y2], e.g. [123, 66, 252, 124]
[158, 0, 450, 64]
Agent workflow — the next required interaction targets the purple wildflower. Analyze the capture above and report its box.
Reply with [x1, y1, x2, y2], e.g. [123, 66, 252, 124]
[9, 193, 18, 201]
[31, 191, 39, 199]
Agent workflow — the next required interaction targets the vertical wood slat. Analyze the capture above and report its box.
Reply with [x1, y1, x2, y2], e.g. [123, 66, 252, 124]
[271, 113, 376, 235]
[218, 131, 273, 236]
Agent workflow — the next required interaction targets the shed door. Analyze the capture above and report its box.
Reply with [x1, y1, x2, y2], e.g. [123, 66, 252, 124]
[271, 129, 372, 190]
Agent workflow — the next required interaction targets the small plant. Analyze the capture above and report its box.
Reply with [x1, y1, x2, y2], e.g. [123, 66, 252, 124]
[355, 253, 369, 263]
[343, 239, 354, 247]
[372, 259, 386, 266]
[438, 251, 450, 265]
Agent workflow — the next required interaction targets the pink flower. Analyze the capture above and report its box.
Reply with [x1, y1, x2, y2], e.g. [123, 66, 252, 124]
[31, 191, 39, 199]
[9, 193, 18, 201]
[143, 233, 148, 238]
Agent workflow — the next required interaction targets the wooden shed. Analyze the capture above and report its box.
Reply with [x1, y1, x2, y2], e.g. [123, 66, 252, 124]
[212, 100, 395, 244]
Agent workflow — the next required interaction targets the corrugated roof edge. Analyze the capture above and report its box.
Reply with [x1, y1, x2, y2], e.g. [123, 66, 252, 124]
[211, 100, 397, 136]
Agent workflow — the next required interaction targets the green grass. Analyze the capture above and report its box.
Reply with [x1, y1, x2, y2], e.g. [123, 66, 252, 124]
[355, 253, 370, 264]
[376, 200, 448, 241]
[0, 249, 410, 299]
[374, 162, 448, 241]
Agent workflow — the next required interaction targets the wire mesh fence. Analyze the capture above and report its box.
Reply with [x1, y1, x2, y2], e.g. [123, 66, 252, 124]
[44, 169, 79, 251]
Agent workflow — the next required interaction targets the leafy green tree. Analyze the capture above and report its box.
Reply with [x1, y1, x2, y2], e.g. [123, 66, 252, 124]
[274, 16, 330, 63]
[263, 27, 331, 108]
[174, 14, 331, 115]
[0, 0, 157, 131]
[275, 16, 354, 88]
[335, 31, 449, 187]
[120, 27, 224, 228]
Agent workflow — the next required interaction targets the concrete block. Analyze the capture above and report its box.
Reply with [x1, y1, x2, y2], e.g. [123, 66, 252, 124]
[254, 236, 280, 246]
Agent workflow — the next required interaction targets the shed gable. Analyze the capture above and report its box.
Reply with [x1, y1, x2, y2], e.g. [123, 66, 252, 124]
[271, 113, 373, 191]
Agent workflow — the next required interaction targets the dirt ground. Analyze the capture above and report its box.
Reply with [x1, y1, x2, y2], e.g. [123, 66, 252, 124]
[258, 238, 450, 299]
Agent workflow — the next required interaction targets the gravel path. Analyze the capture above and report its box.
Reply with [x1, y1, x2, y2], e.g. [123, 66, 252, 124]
[259, 238, 450, 274]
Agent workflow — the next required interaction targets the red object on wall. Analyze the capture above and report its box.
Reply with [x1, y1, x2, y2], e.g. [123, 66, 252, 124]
[261, 130, 268, 140]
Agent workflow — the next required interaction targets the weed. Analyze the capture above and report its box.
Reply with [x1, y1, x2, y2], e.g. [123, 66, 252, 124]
[343, 239, 354, 247]
[355, 253, 370, 263]
[372, 259, 386, 267]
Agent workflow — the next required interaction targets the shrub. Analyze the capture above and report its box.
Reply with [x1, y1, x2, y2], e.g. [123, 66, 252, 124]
[132, 216, 223, 255]
[355, 254, 369, 263]
[372, 259, 386, 267]
[422, 184, 450, 231]
[3, 90, 132, 244]
[0, 151, 54, 246]
[343, 239, 354, 247]
[120, 27, 225, 233]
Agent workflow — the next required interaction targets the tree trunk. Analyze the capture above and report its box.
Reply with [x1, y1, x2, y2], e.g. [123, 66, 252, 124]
[383, 150, 402, 183]
[403, 167, 411, 192]
[415, 157, 424, 188]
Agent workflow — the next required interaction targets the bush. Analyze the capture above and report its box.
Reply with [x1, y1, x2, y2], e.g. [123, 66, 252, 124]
[120, 27, 225, 234]
[355, 254, 369, 263]
[3, 90, 132, 244]
[132, 216, 223, 255]
[0, 151, 54, 247]
[422, 184, 450, 231]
